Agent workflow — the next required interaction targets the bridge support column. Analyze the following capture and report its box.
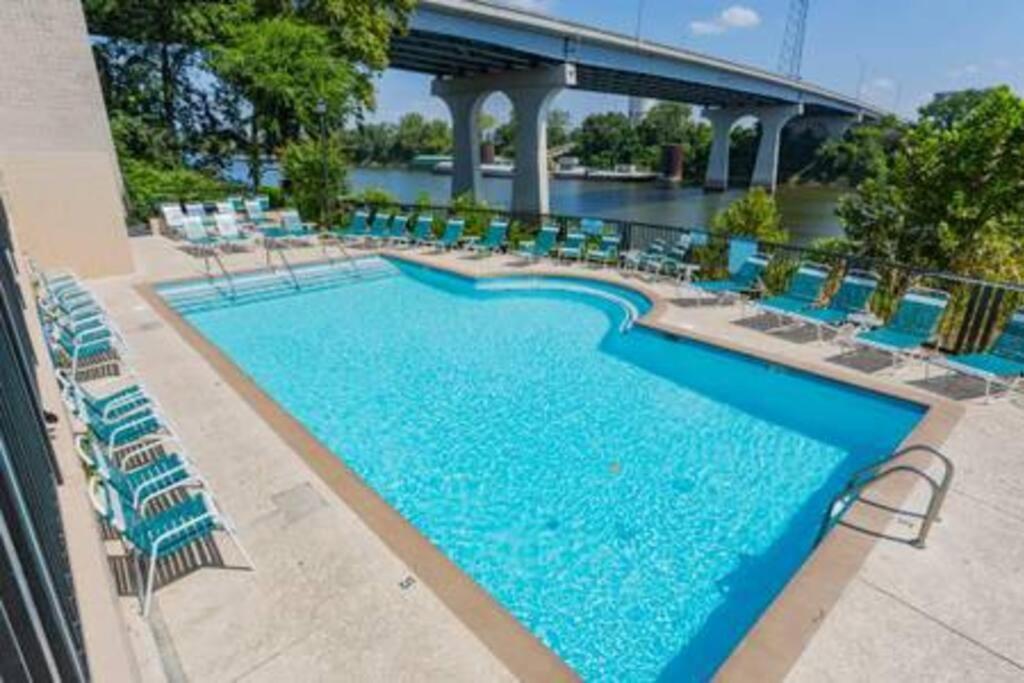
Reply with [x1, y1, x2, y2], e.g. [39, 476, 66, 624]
[703, 108, 741, 192]
[704, 103, 804, 192]
[750, 104, 804, 191]
[432, 64, 576, 213]
[432, 88, 487, 200]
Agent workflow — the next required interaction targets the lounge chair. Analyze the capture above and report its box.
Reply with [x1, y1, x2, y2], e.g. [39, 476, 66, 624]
[215, 201, 236, 217]
[934, 308, 1024, 401]
[184, 202, 206, 221]
[386, 215, 410, 244]
[213, 214, 251, 249]
[467, 220, 508, 255]
[580, 218, 605, 236]
[160, 204, 186, 237]
[786, 270, 879, 339]
[227, 196, 245, 213]
[334, 211, 369, 243]
[89, 478, 252, 616]
[393, 215, 433, 246]
[557, 232, 586, 262]
[244, 199, 271, 228]
[515, 226, 559, 261]
[622, 239, 669, 273]
[585, 234, 621, 267]
[847, 287, 950, 366]
[182, 216, 219, 254]
[756, 262, 831, 322]
[79, 433, 201, 513]
[424, 219, 465, 250]
[364, 213, 393, 244]
[685, 253, 771, 305]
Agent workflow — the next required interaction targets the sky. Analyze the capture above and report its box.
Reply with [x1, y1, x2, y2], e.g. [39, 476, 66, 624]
[367, 0, 1024, 126]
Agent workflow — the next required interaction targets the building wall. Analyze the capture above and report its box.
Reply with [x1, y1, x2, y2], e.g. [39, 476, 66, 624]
[0, 0, 133, 278]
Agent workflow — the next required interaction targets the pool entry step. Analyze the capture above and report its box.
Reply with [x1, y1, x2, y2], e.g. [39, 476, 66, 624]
[158, 257, 399, 313]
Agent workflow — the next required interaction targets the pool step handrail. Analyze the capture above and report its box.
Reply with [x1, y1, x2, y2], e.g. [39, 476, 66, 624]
[818, 444, 953, 549]
[201, 249, 237, 300]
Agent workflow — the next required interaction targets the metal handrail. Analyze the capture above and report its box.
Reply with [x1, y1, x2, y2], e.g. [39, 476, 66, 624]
[264, 242, 300, 289]
[818, 444, 954, 549]
[201, 248, 237, 300]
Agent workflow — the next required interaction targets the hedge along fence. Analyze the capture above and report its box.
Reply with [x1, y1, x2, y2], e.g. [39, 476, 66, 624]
[339, 199, 1024, 355]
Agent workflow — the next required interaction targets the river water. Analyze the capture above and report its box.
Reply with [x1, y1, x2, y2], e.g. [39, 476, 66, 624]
[350, 167, 847, 244]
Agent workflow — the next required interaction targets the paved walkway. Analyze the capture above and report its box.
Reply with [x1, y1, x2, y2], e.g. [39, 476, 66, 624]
[77, 237, 1023, 681]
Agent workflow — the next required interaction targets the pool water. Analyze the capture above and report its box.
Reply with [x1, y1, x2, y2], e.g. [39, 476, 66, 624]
[160, 258, 923, 681]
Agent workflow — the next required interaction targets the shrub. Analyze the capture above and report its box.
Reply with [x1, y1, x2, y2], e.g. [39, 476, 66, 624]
[119, 158, 235, 223]
[711, 188, 789, 244]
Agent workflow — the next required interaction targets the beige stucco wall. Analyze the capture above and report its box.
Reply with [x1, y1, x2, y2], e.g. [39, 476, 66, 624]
[0, 0, 133, 277]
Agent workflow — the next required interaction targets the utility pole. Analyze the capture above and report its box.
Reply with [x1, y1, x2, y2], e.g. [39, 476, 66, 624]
[778, 0, 810, 79]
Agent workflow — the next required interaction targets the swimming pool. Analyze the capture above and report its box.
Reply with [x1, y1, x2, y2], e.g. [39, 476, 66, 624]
[158, 257, 924, 681]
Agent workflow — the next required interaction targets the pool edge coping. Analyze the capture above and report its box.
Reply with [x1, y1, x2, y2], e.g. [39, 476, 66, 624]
[135, 251, 964, 683]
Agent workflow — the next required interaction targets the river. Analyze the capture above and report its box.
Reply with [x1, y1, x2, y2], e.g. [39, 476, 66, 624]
[349, 168, 846, 244]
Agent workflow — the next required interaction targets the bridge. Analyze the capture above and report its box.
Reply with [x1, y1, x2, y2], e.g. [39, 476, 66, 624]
[390, 0, 884, 213]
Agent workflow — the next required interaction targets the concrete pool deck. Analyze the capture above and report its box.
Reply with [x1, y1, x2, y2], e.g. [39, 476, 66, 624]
[52, 236, 1024, 681]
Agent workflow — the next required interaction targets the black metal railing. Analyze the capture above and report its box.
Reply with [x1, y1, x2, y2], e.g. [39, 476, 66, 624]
[0, 199, 90, 681]
[339, 199, 1024, 354]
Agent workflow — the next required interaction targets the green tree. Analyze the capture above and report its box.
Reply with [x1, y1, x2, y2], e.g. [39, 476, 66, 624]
[839, 86, 1024, 282]
[280, 134, 348, 224]
[809, 115, 905, 186]
[574, 112, 642, 168]
[211, 17, 360, 187]
[918, 88, 997, 130]
[393, 113, 451, 161]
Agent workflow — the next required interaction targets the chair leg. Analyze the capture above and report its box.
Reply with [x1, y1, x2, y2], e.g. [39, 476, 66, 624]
[142, 552, 158, 616]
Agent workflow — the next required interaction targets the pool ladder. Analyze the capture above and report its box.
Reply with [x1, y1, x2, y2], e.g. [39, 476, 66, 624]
[818, 444, 954, 549]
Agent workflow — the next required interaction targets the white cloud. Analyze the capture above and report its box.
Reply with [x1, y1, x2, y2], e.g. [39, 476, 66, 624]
[690, 5, 761, 36]
[720, 6, 761, 29]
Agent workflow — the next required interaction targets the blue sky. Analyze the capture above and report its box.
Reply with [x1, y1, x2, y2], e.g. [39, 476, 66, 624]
[368, 0, 1024, 125]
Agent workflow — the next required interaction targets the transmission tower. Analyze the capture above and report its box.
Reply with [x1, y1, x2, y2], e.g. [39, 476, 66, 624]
[778, 0, 810, 79]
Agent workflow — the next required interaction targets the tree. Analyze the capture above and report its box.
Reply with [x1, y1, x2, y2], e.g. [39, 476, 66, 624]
[574, 112, 642, 168]
[210, 17, 360, 188]
[918, 88, 998, 130]
[839, 86, 1024, 281]
[808, 116, 905, 186]
[280, 134, 348, 224]
[393, 113, 451, 161]
[635, 103, 712, 179]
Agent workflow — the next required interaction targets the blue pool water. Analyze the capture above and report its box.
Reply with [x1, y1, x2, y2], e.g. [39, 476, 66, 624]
[159, 258, 923, 681]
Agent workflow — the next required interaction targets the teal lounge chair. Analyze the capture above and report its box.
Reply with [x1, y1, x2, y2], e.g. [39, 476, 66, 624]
[788, 270, 879, 338]
[849, 287, 950, 365]
[688, 253, 771, 304]
[365, 212, 393, 244]
[586, 234, 621, 267]
[393, 215, 433, 246]
[54, 322, 120, 376]
[756, 263, 831, 321]
[580, 218, 605, 236]
[936, 308, 1024, 401]
[386, 215, 410, 243]
[79, 434, 200, 512]
[90, 479, 252, 616]
[335, 211, 369, 243]
[184, 202, 206, 221]
[467, 220, 508, 255]
[425, 219, 465, 250]
[515, 226, 559, 261]
[557, 232, 586, 262]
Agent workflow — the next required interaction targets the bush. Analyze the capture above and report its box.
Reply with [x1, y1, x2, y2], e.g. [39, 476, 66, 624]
[119, 157, 236, 223]
[711, 188, 788, 244]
